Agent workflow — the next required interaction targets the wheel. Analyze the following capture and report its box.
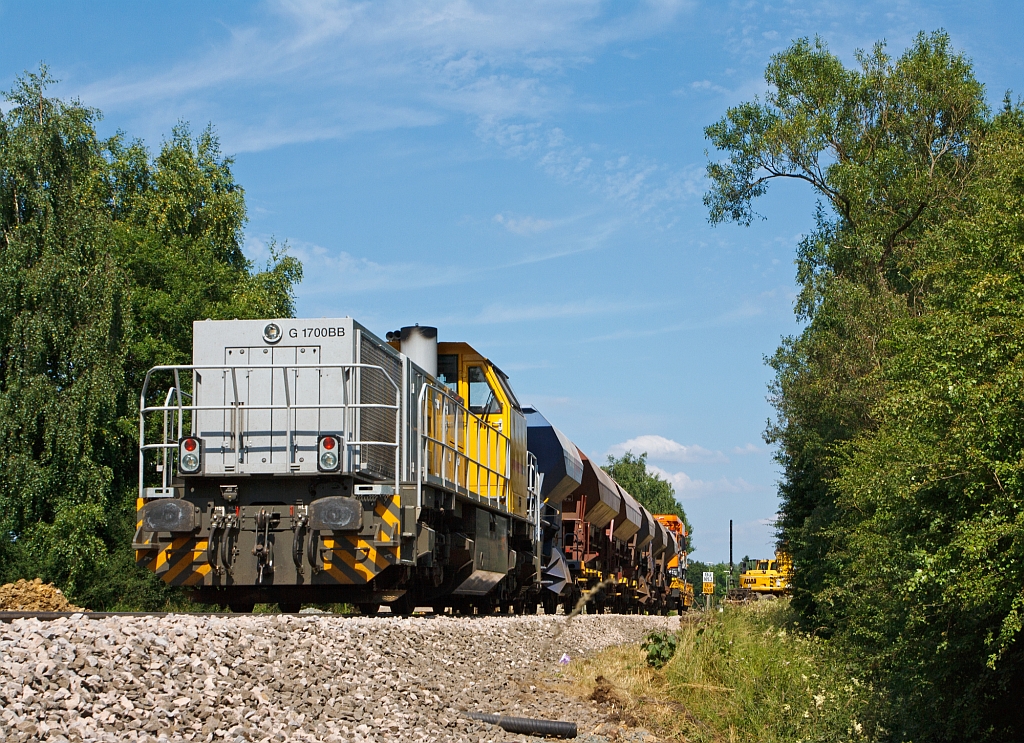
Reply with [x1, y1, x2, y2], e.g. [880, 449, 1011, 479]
[278, 602, 302, 614]
[542, 593, 559, 615]
[228, 601, 255, 614]
[356, 603, 380, 616]
[387, 594, 415, 616]
[476, 601, 495, 615]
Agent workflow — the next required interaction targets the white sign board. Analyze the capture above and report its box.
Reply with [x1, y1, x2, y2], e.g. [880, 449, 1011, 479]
[703, 571, 714, 583]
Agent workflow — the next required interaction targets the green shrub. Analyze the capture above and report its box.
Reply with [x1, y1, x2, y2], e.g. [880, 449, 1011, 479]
[641, 629, 678, 668]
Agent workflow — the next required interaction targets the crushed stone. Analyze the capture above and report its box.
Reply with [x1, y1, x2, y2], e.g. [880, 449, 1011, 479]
[0, 612, 676, 742]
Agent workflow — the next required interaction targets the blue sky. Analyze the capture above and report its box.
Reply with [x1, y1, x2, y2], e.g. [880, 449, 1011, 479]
[3, 1, 1022, 561]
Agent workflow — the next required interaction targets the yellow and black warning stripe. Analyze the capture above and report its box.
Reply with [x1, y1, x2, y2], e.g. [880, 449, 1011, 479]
[322, 495, 401, 585]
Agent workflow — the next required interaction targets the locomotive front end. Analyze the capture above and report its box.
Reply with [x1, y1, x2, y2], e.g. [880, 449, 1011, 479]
[135, 318, 411, 611]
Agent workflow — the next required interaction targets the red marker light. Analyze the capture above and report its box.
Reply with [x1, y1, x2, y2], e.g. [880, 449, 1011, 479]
[322, 436, 336, 450]
[183, 438, 198, 452]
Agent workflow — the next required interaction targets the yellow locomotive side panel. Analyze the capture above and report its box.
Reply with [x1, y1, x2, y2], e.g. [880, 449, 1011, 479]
[438, 342, 529, 517]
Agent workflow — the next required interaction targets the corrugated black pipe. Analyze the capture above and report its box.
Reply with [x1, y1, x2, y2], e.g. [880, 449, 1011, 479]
[467, 712, 577, 738]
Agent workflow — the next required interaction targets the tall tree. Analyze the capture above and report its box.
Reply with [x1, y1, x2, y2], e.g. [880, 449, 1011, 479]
[0, 69, 302, 608]
[704, 31, 988, 618]
[824, 111, 1024, 740]
[0, 68, 127, 599]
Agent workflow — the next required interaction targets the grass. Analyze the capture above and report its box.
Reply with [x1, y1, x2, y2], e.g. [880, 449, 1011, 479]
[567, 601, 885, 742]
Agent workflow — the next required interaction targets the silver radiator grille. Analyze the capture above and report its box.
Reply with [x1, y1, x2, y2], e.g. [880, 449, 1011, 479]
[358, 334, 400, 479]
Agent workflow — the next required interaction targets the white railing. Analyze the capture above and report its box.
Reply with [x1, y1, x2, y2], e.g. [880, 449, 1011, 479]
[138, 363, 401, 497]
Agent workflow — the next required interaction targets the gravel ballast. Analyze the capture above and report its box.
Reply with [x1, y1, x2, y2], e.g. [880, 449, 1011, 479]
[0, 612, 677, 743]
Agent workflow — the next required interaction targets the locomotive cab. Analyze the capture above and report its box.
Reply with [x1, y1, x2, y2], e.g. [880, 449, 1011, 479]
[437, 342, 529, 517]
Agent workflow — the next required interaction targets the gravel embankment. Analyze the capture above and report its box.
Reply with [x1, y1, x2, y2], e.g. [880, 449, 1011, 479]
[0, 612, 676, 743]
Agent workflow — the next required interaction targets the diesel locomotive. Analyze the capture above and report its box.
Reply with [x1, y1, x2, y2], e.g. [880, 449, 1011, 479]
[134, 318, 689, 614]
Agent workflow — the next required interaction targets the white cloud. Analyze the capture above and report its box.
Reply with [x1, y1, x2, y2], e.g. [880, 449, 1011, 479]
[249, 236, 480, 294]
[732, 443, 762, 455]
[493, 213, 555, 236]
[458, 297, 658, 325]
[77, 1, 691, 133]
[606, 434, 727, 463]
[63, 0, 701, 221]
[648, 464, 757, 500]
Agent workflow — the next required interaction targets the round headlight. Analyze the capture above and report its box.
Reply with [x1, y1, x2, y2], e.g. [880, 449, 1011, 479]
[181, 453, 200, 471]
[263, 322, 283, 344]
[320, 451, 338, 469]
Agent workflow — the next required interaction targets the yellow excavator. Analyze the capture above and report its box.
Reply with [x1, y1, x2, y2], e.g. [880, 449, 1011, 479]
[730, 551, 792, 600]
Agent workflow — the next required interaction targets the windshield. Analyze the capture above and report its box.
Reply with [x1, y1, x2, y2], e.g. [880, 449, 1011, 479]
[468, 366, 501, 415]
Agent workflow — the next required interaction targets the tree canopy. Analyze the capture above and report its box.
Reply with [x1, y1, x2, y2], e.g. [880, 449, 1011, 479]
[0, 68, 302, 609]
[705, 31, 1024, 739]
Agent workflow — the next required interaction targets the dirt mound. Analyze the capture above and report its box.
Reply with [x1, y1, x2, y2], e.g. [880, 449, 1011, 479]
[0, 578, 86, 612]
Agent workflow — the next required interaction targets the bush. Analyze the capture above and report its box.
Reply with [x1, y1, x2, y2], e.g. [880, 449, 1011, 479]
[641, 630, 678, 669]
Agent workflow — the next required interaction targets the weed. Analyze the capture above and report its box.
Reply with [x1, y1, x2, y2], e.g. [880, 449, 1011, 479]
[641, 629, 678, 668]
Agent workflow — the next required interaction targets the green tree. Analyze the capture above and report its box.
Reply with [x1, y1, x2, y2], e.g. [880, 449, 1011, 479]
[704, 31, 988, 619]
[0, 69, 302, 609]
[0, 68, 128, 600]
[703, 31, 1024, 739]
[823, 112, 1024, 740]
[604, 451, 692, 547]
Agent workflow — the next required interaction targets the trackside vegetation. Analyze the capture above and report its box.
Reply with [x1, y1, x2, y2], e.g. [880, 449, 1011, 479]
[705, 30, 1024, 739]
[571, 602, 881, 743]
[0, 68, 302, 610]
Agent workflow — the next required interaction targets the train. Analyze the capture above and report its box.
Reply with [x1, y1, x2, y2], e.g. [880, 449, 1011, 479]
[133, 318, 691, 614]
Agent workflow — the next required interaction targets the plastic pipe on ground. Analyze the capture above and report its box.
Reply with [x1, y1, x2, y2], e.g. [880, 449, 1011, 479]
[467, 712, 577, 738]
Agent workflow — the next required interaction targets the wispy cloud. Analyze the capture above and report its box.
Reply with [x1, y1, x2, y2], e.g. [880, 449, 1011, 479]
[63, 0, 701, 220]
[582, 284, 798, 343]
[732, 443, 762, 455]
[493, 213, 555, 236]
[455, 297, 660, 326]
[250, 236, 480, 294]
[647, 464, 758, 499]
[76, 1, 691, 141]
[607, 434, 727, 464]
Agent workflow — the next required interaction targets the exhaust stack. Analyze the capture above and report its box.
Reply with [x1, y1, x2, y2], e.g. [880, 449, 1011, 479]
[399, 325, 438, 377]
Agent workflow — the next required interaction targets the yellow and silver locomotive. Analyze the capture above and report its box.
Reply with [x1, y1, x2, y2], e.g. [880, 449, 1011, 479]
[135, 318, 681, 614]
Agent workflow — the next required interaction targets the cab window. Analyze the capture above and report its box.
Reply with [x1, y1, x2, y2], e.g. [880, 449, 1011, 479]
[437, 354, 459, 393]
[468, 366, 501, 415]
[757, 560, 769, 571]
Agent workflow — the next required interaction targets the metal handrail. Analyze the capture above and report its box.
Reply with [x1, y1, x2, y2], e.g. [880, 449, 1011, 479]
[139, 362, 402, 497]
[416, 381, 512, 510]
